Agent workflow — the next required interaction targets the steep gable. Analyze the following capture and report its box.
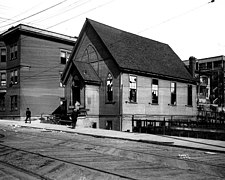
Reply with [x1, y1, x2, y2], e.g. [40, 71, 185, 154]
[87, 19, 194, 83]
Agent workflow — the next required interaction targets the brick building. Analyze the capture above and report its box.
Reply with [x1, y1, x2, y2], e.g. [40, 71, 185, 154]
[0, 41, 7, 112]
[0, 24, 76, 119]
[184, 55, 225, 109]
[62, 19, 197, 131]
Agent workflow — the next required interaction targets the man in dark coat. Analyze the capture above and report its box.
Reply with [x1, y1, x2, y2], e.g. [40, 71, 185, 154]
[25, 108, 31, 123]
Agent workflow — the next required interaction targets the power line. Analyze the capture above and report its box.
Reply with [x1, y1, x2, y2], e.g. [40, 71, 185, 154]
[0, 1, 46, 25]
[1, 0, 215, 83]
[30, 0, 91, 24]
[0, 0, 68, 29]
[46, 0, 115, 30]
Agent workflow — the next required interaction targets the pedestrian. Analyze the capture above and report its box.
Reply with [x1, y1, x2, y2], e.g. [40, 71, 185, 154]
[25, 108, 31, 123]
[71, 101, 80, 129]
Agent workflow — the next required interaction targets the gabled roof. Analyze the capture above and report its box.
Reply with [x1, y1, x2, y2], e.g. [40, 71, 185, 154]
[87, 19, 194, 83]
[74, 61, 101, 84]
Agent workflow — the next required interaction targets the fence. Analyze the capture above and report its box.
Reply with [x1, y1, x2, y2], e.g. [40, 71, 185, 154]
[132, 113, 225, 140]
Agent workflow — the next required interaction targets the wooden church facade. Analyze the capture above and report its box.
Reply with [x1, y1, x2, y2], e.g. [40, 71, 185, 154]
[62, 19, 197, 131]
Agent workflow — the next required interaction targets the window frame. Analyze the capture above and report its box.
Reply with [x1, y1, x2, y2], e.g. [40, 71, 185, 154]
[10, 95, 18, 111]
[152, 79, 159, 104]
[129, 75, 137, 103]
[187, 84, 193, 106]
[0, 72, 6, 86]
[0, 96, 5, 112]
[106, 73, 113, 102]
[60, 50, 71, 64]
[170, 82, 177, 106]
[10, 69, 18, 86]
[10, 44, 18, 60]
[0, 48, 6, 62]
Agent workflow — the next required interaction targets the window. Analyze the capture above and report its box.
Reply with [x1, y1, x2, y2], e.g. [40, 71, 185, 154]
[10, 95, 18, 111]
[10, 44, 17, 60]
[170, 82, 176, 105]
[106, 73, 113, 102]
[10, 69, 18, 86]
[214, 61, 222, 69]
[106, 120, 112, 130]
[0, 72, 6, 86]
[129, 75, 137, 102]
[0, 48, 6, 62]
[152, 79, 158, 104]
[60, 50, 70, 64]
[81, 45, 98, 63]
[0, 96, 5, 112]
[187, 85, 192, 106]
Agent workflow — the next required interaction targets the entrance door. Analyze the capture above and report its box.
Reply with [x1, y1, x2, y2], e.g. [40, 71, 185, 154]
[72, 80, 80, 105]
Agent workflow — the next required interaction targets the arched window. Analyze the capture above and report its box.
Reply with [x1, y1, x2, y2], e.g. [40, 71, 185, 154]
[106, 73, 113, 102]
[81, 45, 98, 63]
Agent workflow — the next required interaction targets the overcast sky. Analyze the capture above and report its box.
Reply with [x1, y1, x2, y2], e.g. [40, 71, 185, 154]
[0, 0, 224, 60]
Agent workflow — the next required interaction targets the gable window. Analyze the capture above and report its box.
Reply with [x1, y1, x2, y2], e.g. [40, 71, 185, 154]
[129, 75, 137, 102]
[0, 72, 6, 86]
[152, 79, 158, 104]
[10, 44, 17, 60]
[10, 69, 18, 86]
[10, 95, 18, 111]
[171, 82, 176, 105]
[0, 48, 6, 62]
[187, 85, 192, 106]
[60, 50, 71, 64]
[106, 73, 113, 102]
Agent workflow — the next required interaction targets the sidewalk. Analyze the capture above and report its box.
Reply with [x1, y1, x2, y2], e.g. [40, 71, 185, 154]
[1, 119, 225, 153]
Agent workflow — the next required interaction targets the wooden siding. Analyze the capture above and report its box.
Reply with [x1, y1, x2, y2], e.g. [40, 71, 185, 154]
[121, 73, 197, 131]
[65, 24, 121, 129]
[2, 34, 74, 119]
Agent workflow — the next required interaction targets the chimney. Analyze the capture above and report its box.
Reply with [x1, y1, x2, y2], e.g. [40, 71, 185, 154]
[189, 56, 196, 77]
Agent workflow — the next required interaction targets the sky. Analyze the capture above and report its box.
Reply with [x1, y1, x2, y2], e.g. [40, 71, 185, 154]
[0, 0, 224, 60]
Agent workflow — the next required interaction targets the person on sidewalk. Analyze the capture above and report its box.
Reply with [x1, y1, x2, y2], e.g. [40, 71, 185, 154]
[25, 108, 31, 123]
[71, 101, 80, 129]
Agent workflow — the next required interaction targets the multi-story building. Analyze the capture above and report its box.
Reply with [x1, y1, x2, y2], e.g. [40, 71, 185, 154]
[62, 19, 197, 131]
[0, 41, 7, 113]
[184, 55, 225, 109]
[0, 24, 76, 120]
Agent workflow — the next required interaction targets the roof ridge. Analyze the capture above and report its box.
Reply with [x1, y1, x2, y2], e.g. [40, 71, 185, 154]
[86, 18, 168, 46]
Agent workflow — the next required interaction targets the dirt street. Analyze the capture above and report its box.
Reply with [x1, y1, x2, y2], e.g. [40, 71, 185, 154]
[0, 123, 225, 180]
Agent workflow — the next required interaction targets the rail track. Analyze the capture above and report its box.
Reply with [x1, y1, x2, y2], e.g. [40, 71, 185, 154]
[0, 127, 225, 179]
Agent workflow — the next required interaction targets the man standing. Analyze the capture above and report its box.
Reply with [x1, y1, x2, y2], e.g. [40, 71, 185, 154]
[25, 108, 31, 123]
[71, 101, 80, 129]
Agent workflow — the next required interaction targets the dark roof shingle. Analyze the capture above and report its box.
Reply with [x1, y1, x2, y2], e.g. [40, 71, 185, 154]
[88, 19, 193, 82]
[74, 61, 101, 84]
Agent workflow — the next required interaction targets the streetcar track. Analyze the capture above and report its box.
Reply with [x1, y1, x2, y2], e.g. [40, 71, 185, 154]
[0, 160, 51, 180]
[1, 128, 225, 179]
[4, 129, 225, 169]
[0, 144, 138, 180]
